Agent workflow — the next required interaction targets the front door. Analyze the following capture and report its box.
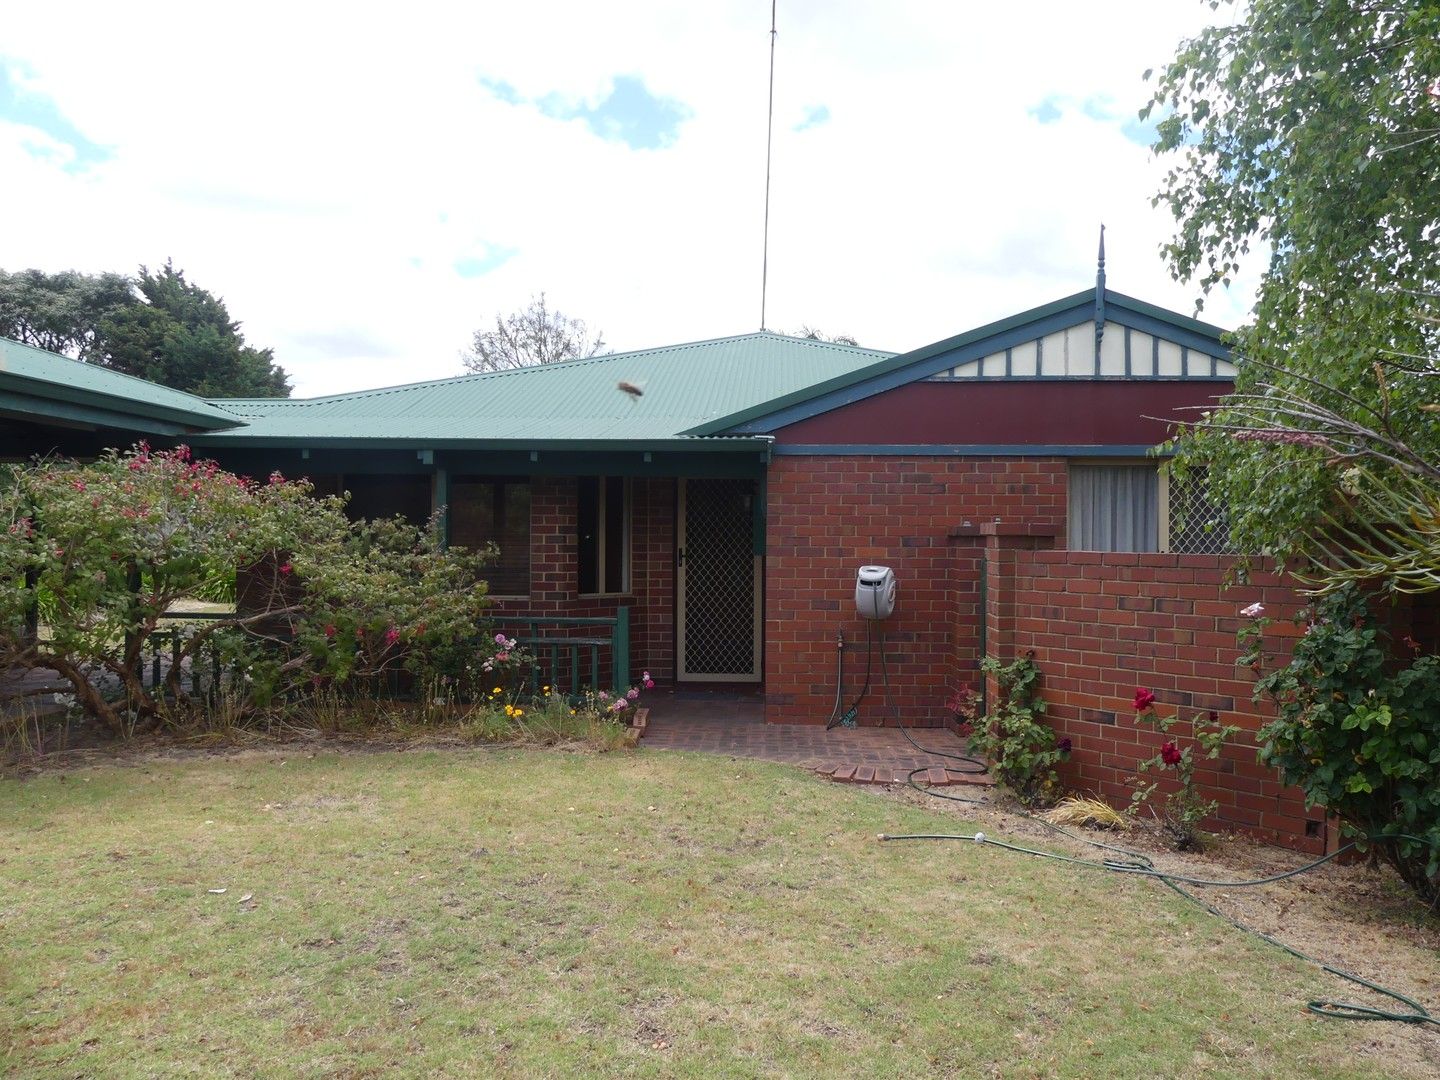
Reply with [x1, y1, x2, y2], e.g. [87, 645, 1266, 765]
[677, 478, 761, 682]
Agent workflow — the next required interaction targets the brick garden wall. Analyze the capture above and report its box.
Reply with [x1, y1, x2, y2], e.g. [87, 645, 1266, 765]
[763, 454, 1067, 726]
[988, 543, 1323, 849]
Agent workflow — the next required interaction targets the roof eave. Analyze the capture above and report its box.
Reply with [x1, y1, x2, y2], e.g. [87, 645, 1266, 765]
[0, 371, 244, 432]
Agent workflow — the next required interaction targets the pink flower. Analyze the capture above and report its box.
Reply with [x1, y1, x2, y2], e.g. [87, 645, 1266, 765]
[612, 699, 628, 711]
[495, 651, 509, 662]
[324, 624, 337, 639]
[1240, 602, 1265, 618]
[385, 627, 400, 646]
[278, 562, 293, 576]
[494, 632, 508, 645]
[643, 678, 655, 690]
[1133, 688, 1156, 712]
[642, 671, 651, 681]
[599, 691, 609, 700]
[1160, 741, 1183, 767]
[71, 479, 86, 492]
[627, 688, 639, 700]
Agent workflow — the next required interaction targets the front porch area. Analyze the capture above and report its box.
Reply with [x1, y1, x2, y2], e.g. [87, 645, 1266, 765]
[638, 689, 992, 788]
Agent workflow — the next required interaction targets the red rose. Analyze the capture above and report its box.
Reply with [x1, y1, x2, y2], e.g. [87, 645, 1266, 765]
[1160, 741, 1183, 766]
[1133, 688, 1156, 712]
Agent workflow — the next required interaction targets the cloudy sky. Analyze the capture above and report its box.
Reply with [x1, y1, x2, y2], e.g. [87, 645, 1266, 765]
[0, 1, 1251, 397]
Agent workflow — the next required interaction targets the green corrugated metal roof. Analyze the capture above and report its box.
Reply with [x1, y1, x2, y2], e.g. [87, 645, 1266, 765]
[194, 332, 894, 448]
[0, 336, 243, 431]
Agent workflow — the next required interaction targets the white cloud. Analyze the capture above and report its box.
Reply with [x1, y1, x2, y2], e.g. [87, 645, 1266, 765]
[0, 0, 1250, 397]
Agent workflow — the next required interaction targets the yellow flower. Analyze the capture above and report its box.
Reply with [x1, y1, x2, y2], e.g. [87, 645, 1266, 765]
[514, 708, 524, 717]
[543, 685, 550, 693]
[570, 709, 576, 715]
[491, 687, 501, 695]
[503, 704, 515, 717]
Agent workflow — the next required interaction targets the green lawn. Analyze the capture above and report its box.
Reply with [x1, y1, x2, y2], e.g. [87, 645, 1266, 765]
[0, 748, 1422, 1078]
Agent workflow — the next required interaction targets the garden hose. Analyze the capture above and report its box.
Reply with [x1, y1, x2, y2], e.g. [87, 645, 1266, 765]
[870, 624, 989, 803]
[824, 632, 846, 729]
[827, 622, 874, 730]
[878, 826, 1440, 1028]
[861, 635, 1437, 1028]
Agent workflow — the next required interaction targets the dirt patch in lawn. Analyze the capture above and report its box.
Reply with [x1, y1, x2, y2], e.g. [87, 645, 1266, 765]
[884, 783, 1440, 1075]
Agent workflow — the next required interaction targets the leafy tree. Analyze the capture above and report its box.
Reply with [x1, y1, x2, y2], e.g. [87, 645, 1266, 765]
[0, 268, 134, 358]
[462, 292, 607, 373]
[98, 261, 291, 397]
[1146, 1, 1440, 577]
[0, 262, 291, 398]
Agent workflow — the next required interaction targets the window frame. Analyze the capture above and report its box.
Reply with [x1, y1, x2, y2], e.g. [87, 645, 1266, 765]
[577, 475, 632, 597]
[449, 475, 532, 599]
[1066, 458, 1162, 554]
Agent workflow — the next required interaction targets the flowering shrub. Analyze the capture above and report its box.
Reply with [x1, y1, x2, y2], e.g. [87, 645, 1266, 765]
[1241, 584, 1440, 903]
[966, 654, 1069, 806]
[1129, 689, 1241, 850]
[459, 673, 654, 749]
[1, 445, 499, 733]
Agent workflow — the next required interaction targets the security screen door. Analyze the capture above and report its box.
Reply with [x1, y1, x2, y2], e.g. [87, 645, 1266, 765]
[676, 478, 761, 681]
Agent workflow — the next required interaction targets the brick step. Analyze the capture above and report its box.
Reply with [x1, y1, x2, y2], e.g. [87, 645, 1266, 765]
[816, 762, 994, 787]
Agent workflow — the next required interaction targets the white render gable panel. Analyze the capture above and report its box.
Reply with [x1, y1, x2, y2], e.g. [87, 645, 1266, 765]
[931, 321, 1238, 379]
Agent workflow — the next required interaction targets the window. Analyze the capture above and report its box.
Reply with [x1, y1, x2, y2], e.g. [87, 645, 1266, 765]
[449, 477, 530, 596]
[578, 476, 629, 595]
[1162, 467, 1233, 554]
[1068, 461, 1160, 552]
[1068, 461, 1233, 554]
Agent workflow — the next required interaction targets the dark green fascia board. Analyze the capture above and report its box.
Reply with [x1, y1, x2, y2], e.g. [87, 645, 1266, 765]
[203, 445, 768, 481]
[0, 372, 242, 432]
[772, 443, 1171, 457]
[1105, 290, 1230, 344]
[0, 391, 211, 437]
[188, 434, 773, 454]
[686, 289, 1232, 438]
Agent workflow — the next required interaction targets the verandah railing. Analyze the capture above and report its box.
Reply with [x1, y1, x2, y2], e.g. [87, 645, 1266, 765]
[133, 606, 632, 703]
[493, 607, 630, 698]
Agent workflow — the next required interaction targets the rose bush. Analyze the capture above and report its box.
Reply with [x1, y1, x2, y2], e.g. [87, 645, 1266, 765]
[1129, 690, 1241, 851]
[1241, 584, 1440, 903]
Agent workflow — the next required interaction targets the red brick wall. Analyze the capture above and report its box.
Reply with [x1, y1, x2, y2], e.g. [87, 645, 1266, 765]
[488, 476, 675, 684]
[763, 455, 1067, 726]
[995, 547, 1323, 850]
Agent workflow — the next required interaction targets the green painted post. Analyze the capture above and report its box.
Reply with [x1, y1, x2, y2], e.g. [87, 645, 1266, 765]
[433, 464, 450, 549]
[613, 605, 630, 688]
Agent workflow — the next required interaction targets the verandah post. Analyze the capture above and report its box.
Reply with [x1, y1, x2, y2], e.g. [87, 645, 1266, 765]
[613, 605, 630, 689]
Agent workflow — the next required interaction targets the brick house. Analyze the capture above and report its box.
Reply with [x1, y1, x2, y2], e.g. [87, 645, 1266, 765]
[13, 280, 1434, 850]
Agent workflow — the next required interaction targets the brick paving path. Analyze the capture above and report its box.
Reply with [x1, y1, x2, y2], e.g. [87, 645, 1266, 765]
[638, 694, 993, 789]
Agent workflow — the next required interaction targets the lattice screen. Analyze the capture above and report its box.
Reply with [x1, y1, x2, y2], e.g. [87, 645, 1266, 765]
[1167, 469, 1232, 555]
[683, 479, 756, 676]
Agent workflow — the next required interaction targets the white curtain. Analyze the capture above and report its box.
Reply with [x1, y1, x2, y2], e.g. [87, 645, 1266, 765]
[1068, 462, 1159, 552]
